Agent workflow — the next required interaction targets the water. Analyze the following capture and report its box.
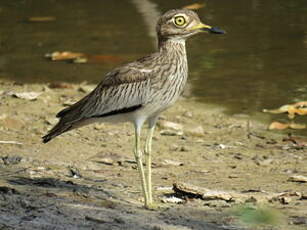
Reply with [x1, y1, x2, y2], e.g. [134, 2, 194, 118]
[1, 0, 307, 128]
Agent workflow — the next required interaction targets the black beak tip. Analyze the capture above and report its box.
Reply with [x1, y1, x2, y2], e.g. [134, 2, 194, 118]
[209, 27, 226, 34]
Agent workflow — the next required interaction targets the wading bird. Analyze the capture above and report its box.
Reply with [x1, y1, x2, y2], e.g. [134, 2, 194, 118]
[43, 9, 224, 209]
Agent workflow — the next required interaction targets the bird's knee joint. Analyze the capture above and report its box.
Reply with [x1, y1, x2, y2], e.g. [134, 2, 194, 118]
[144, 147, 151, 156]
[134, 151, 143, 161]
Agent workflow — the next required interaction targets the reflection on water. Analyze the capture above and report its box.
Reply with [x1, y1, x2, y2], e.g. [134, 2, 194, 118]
[191, 0, 307, 114]
[1, 0, 307, 128]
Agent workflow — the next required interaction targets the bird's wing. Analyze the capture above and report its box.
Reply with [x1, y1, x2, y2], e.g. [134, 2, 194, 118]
[42, 58, 158, 143]
[57, 63, 154, 122]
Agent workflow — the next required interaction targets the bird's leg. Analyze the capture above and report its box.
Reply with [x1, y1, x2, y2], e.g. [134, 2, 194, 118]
[144, 125, 155, 203]
[144, 117, 158, 205]
[134, 125, 149, 207]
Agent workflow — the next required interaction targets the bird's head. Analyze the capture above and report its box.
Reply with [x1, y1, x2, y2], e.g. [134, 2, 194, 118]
[156, 9, 225, 41]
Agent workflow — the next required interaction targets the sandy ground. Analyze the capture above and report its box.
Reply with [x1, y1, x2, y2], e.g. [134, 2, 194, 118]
[0, 79, 306, 230]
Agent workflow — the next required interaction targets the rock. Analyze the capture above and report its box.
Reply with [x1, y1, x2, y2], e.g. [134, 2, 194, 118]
[160, 130, 183, 136]
[83, 162, 105, 171]
[210, 143, 232, 150]
[185, 125, 204, 137]
[254, 158, 273, 166]
[290, 216, 307, 225]
[67, 166, 82, 178]
[202, 190, 233, 201]
[114, 217, 125, 224]
[269, 191, 302, 203]
[161, 196, 184, 204]
[78, 85, 95, 93]
[173, 182, 233, 201]
[244, 196, 258, 203]
[161, 159, 184, 167]
[99, 158, 114, 165]
[288, 175, 307, 183]
[90, 152, 126, 166]
[45, 117, 58, 125]
[233, 154, 243, 160]
[85, 215, 108, 224]
[156, 186, 173, 191]
[204, 200, 231, 208]
[94, 123, 105, 130]
[9, 91, 42, 100]
[151, 224, 192, 230]
[158, 120, 183, 132]
[172, 182, 286, 204]
[62, 99, 75, 106]
[1, 155, 22, 165]
[179, 146, 190, 152]
[195, 139, 205, 143]
[159, 115, 167, 120]
[0, 114, 7, 120]
[175, 115, 182, 121]
[183, 111, 193, 118]
[0, 186, 18, 194]
[170, 144, 179, 151]
[196, 169, 210, 174]
[279, 196, 291, 204]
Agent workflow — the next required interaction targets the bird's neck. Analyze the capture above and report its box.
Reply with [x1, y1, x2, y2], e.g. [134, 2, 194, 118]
[158, 38, 186, 56]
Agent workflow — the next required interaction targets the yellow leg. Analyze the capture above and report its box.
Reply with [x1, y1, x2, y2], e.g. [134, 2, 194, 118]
[134, 126, 149, 207]
[144, 125, 155, 204]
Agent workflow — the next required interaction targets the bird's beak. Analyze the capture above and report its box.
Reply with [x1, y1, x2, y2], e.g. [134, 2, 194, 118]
[191, 23, 225, 34]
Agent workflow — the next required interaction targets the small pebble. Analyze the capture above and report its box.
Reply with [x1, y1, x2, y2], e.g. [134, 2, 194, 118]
[183, 111, 193, 118]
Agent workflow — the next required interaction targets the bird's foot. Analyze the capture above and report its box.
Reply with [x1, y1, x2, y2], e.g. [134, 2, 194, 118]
[144, 202, 164, 210]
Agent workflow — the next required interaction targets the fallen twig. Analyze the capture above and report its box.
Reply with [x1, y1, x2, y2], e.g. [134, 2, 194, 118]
[172, 182, 302, 204]
[0, 140, 23, 145]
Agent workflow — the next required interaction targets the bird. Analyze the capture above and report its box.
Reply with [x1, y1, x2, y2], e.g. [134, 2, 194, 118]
[42, 9, 225, 209]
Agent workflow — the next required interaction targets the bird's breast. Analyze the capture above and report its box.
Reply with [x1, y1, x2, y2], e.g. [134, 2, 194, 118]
[146, 57, 188, 113]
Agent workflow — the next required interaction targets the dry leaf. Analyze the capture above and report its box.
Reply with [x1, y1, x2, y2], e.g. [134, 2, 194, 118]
[73, 57, 87, 63]
[27, 17, 56, 22]
[48, 82, 74, 89]
[263, 101, 307, 119]
[268, 121, 306, 130]
[263, 105, 290, 114]
[45, 51, 84, 61]
[293, 101, 307, 107]
[289, 123, 306, 129]
[183, 3, 206, 10]
[268, 121, 289, 130]
[45, 51, 125, 64]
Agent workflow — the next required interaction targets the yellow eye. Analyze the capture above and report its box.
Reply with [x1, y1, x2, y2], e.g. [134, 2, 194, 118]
[174, 16, 186, 26]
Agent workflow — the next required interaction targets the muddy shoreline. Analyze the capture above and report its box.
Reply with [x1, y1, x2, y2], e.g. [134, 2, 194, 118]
[0, 79, 306, 230]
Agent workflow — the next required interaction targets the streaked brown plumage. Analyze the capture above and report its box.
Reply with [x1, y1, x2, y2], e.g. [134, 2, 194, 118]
[43, 9, 224, 208]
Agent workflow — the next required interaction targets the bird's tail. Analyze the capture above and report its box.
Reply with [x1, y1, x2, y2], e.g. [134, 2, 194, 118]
[42, 91, 92, 143]
[42, 122, 72, 143]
